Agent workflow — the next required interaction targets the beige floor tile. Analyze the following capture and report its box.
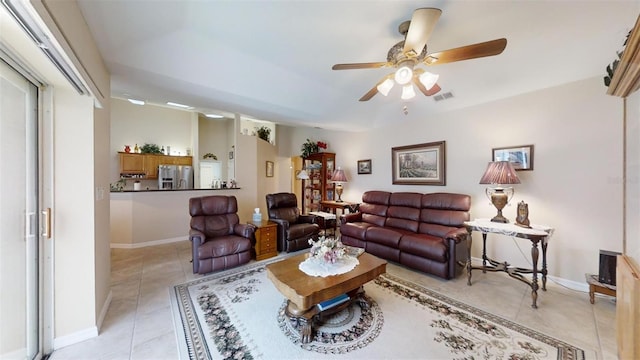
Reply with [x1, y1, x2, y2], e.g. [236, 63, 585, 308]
[50, 240, 617, 360]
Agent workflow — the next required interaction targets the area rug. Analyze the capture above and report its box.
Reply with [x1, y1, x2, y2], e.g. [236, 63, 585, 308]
[171, 259, 585, 360]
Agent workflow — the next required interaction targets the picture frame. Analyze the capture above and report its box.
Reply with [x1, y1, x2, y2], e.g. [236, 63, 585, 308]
[492, 144, 534, 171]
[391, 141, 446, 185]
[266, 161, 274, 177]
[357, 159, 372, 174]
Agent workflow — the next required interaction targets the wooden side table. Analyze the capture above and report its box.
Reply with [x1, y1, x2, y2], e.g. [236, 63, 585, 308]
[250, 220, 278, 261]
[585, 273, 616, 304]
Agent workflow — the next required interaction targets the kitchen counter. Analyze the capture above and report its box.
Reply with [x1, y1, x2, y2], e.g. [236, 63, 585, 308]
[111, 187, 240, 193]
[110, 188, 255, 248]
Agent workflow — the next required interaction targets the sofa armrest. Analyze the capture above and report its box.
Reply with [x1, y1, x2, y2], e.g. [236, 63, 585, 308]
[189, 229, 205, 245]
[445, 228, 469, 244]
[189, 229, 205, 273]
[234, 223, 256, 239]
[341, 212, 362, 224]
[268, 218, 289, 251]
[299, 214, 316, 224]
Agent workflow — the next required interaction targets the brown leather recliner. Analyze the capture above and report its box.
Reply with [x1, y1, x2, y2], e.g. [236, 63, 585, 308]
[266, 192, 320, 252]
[189, 195, 256, 274]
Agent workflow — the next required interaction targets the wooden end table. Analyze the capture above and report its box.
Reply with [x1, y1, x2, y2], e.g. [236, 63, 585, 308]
[249, 220, 278, 261]
[266, 252, 386, 343]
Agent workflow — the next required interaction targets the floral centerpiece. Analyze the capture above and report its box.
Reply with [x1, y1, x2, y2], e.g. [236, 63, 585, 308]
[309, 236, 346, 264]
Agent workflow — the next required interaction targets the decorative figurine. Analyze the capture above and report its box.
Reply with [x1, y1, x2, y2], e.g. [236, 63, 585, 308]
[515, 200, 531, 228]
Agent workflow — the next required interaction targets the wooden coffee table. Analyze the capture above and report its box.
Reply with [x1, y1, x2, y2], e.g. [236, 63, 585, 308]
[266, 252, 386, 343]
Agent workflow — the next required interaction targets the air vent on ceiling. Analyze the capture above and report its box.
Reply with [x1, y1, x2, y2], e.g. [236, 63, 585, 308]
[433, 92, 454, 102]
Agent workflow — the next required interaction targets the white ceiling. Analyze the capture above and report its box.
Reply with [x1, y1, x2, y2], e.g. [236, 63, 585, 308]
[76, 1, 638, 131]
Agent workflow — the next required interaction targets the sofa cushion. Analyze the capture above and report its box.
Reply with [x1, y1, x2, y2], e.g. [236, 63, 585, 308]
[399, 233, 447, 262]
[198, 236, 252, 260]
[362, 191, 391, 205]
[366, 227, 403, 248]
[422, 193, 471, 212]
[288, 223, 320, 241]
[419, 223, 459, 239]
[341, 221, 376, 239]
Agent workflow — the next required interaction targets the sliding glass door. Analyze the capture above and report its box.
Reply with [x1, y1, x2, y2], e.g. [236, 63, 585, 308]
[0, 59, 40, 359]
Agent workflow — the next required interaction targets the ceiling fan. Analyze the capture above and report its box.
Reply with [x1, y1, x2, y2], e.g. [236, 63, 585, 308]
[332, 8, 507, 101]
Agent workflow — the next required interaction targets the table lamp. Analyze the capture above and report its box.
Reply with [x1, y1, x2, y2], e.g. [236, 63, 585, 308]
[331, 167, 348, 202]
[479, 161, 520, 223]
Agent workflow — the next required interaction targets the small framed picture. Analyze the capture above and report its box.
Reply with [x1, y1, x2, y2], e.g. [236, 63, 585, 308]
[266, 161, 274, 177]
[492, 145, 534, 171]
[357, 159, 372, 174]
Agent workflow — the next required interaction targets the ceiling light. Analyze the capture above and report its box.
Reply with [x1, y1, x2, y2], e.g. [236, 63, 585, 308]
[401, 84, 416, 100]
[394, 65, 413, 85]
[376, 78, 394, 96]
[127, 98, 145, 106]
[206, 113, 224, 118]
[419, 71, 439, 90]
[166, 101, 192, 109]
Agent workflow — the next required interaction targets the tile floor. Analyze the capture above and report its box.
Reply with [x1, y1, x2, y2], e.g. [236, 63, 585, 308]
[49, 240, 617, 360]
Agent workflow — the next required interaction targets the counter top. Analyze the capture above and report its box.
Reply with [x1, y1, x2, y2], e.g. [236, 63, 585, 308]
[111, 187, 240, 193]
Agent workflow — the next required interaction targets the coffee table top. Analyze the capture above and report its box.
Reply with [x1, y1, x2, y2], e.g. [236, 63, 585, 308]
[266, 252, 386, 310]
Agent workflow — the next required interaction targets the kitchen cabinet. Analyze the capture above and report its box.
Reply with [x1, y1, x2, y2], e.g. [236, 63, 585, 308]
[118, 152, 192, 179]
[119, 153, 145, 177]
[301, 152, 335, 214]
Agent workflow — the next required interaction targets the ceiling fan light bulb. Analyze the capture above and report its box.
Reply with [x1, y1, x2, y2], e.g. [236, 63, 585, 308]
[401, 84, 416, 100]
[394, 66, 413, 85]
[376, 78, 394, 96]
[419, 71, 439, 90]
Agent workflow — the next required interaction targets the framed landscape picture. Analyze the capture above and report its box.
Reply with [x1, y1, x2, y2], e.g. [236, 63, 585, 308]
[391, 141, 446, 185]
[492, 144, 534, 171]
[357, 159, 372, 174]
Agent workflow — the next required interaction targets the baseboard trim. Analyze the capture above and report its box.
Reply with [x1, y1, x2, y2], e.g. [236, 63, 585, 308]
[110, 236, 187, 249]
[53, 326, 98, 350]
[97, 290, 112, 331]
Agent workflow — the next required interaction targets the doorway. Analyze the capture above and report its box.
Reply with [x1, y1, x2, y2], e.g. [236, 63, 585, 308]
[0, 59, 42, 359]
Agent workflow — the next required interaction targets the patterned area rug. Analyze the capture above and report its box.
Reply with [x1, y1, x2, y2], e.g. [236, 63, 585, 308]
[171, 259, 585, 360]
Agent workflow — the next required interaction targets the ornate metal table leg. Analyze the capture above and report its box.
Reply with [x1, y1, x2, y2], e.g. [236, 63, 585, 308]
[530, 240, 539, 308]
[482, 233, 488, 272]
[299, 317, 313, 343]
[466, 229, 472, 286]
[541, 238, 548, 291]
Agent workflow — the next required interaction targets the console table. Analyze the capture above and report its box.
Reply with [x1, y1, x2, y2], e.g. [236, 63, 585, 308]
[464, 219, 554, 308]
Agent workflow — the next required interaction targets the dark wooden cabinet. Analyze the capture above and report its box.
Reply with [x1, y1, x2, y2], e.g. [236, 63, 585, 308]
[301, 152, 335, 214]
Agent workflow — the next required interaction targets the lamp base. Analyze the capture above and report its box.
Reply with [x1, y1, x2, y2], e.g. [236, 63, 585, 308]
[335, 184, 344, 202]
[490, 214, 509, 223]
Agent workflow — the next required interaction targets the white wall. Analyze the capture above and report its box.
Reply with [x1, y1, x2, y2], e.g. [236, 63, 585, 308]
[110, 98, 192, 181]
[281, 77, 623, 284]
[198, 115, 232, 181]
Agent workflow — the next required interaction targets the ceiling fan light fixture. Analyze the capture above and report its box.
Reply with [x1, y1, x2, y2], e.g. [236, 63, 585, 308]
[401, 84, 416, 100]
[377, 78, 394, 96]
[419, 71, 439, 90]
[394, 61, 414, 85]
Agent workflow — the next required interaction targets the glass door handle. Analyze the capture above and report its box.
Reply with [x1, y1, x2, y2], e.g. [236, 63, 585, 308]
[41, 208, 51, 238]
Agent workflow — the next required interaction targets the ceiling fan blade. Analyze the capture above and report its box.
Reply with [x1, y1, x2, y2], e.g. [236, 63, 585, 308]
[332, 62, 390, 70]
[359, 74, 393, 101]
[413, 77, 441, 97]
[424, 38, 507, 65]
[403, 8, 442, 57]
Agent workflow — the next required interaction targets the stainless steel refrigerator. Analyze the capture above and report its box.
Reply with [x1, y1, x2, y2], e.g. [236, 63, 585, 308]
[158, 164, 193, 189]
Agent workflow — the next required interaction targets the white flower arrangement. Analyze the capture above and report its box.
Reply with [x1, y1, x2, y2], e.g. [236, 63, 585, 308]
[308, 236, 346, 264]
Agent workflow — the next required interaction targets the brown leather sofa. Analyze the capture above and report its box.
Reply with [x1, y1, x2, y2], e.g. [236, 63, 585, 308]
[340, 191, 471, 279]
[189, 195, 256, 274]
[266, 192, 320, 252]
